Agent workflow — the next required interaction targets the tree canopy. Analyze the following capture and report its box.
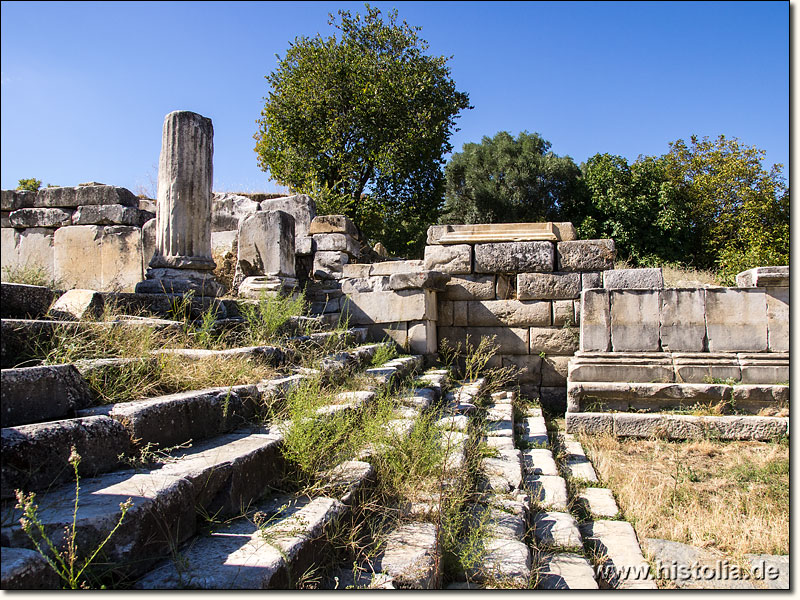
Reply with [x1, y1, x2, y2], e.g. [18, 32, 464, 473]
[255, 4, 470, 256]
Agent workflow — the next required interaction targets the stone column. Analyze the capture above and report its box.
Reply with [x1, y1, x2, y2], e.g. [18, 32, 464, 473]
[137, 111, 222, 296]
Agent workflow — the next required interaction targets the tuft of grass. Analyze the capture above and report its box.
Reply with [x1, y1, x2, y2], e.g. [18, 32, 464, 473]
[239, 291, 307, 346]
[2, 263, 62, 288]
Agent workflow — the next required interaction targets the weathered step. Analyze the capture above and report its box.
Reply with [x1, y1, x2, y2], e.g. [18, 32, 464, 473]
[532, 511, 583, 550]
[77, 384, 260, 449]
[1, 428, 285, 582]
[560, 436, 599, 482]
[517, 411, 549, 448]
[374, 522, 441, 589]
[1, 364, 93, 427]
[0, 282, 57, 319]
[526, 474, 569, 511]
[576, 487, 620, 518]
[364, 355, 424, 387]
[2, 416, 130, 498]
[1, 546, 61, 589]
[535, 552, 598, 589]
[579, 519, 657, 589]
[154, 345, 290, 366]
[462, 503, 531, 586]
[479, 448, 523, 493]
[522, 448, 559, 476]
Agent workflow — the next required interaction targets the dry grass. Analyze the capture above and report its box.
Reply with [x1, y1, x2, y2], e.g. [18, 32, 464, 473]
[579, 434, 788, 558]
[614, 260, 721, 288]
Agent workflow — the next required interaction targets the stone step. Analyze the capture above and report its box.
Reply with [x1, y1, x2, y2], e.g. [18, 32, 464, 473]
[579, 519, 657, 589]
[479, 448, 523, 493]
[532, 511, 583, 550]
[364, 354, 424, 387]
[535, 552, 598, 589]
[576, 487, 620, 519]
[522, 448, 559, 476]
[526, 474, 569, 511]
[1, 428, 285, 582]
[560, 437, 599, 483]
[1, 546, 61, 589]
[517, 414, 549, 447]
[154, 345, 290, 366]
[1, 364, 93, 427]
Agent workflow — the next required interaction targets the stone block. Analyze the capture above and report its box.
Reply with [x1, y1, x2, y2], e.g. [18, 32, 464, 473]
[54, 225, 143, 292]
[556, 239, 615, 272]
[408, 320, 437, 355]
[530, 327, 579, 355]
[381, 522, 440, 588]
[541, 355, 570, 386]
[295, 235, 314, 255]
[522, 448, 559, 476]
[735, 266, 789, 288]
[237, 210, 296, 280]
[474, 241, 554, 273]
[603, 268, 663, 290]
[32, 186, 78, 207]
[518, 272, 580, 300]
[533, 511, 583, 549]
[48, 289, 105, 320]
[765, 287, 788, 352]
[389, 271, 450, 291]
[73, 184, 139, 208]
[0, 283, 56, 319]
[467, 299, 551, 327]
[579, 289, 610, 352]
[260, 194, 316, 240]
[9, 207, 73, 228]
[341, 276, 390, 294]
[423, 244, 472, 274]
[141, 217, 156, 275]
[369, 260, 423, 276]
[672, 353, 740, 383]
[502, 354, 542, 383]
[527, 474, 569, 510]
[610, 290, 660, 351]
[568, 353, 674, 383]
[312, 232, 359, 257]
[437, 299, 453, 326]
[496, 273, 515, 299]
[581, 271, 602, 290]
[1, 365, 92, 427]
[573, 299, 580, 325]
[452, 301, 468, 326]
[313, 251, 348, 279]
[309, 214, 357, 236]
[1, 189, 36, 211]
[72, 204, 148, 226]
[341, 289, 436, 324]
[705, 289, 767, 352]
[341, 263, 371, 278]
[660, 289, 706, 352]
[732, 384, 788, 411]
[552, 300, 574, 326]
[0, 211, 9, 227]
[536, 552, 598, 590]
[579, 520, 656, 589]
[1, 227, 55, 277]
[437, 326, 529, 355]
[443, 274, 495, 300]
[737, 353, 789, 384]
[564, 412, 614, 435]
[210, 230, 237, 256]
[614, 413, 667, 437]
[364, 322, 408, 347]
[1, 547, 61, 589]
[211, 193, 260, 231]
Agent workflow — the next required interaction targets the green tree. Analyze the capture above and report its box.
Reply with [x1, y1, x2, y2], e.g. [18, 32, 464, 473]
[441, 131, 583, 224]
[255, 4, 470, 256]
[16, 178, 42, 192]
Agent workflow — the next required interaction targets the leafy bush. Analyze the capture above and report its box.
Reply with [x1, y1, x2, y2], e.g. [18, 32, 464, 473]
[16, 177, 42, 192]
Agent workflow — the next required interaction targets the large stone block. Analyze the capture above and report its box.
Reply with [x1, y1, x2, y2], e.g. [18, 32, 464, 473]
[9, 208, 73, 228]
[443, 274, 495, 300]
[569, 353, 674, 384]
[541, 355, 570, 386]
[610, 290, 660, 352]
[72, 204, 148, 226]
[211, 193, 260, 231]
[735, 266, 789, 288]
[556, 239, 615, 272]
[438, 326, 529, 355]
[313, 251, 348, 279]
[341, 276, 390, 294]
[54, 225, 143, 292]
[530, 327, 579, 355]
[389, 271, 450, 291]
[474, 241, 554, 273]
[660, 289, 706, 352]
[309, 214, 357, 236]
[579, 289, 610, 352]
[467, 300, 550, 327]
[737, 353, 789, 384]
[1, 365, 92, 427]
[423, 244, 472, 274]
[141, 218, 157, 277]
[518, 272, 580, 300]
[312, 233, 359, 257]
[437, 299, 453, 326]
[48, 289, 105, 320]
[260, 194, 316, 241]
[603, 268, 663, 290]
[1, 190, 36, 211]
[672, 353, 740, 383]
[765, 288, 788, 352]
[408, 320, 437, 355]
[0, 283, 56, 319]
[552, 300, 575, 326]
[426, 222, 575, 244]
[73, 184, 139, 208]
[341, 263, 371, 278]
[237, 210, 296, 280]
[496, 273, 515, 299]
[365, 322, 408, 347]
[581, 271, 603, 290]
[502, 354, 542, 383]
[705, 289, 768, 352]
[1, 227, 55, 277]
[341, 289, 436, 325]
[369, 260, 423, 276]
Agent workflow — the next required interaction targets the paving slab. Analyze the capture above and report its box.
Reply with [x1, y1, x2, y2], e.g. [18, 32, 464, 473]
[580, 520, 656, 589]
[536, 552, 598, 589]
[533, 511, 582, 549]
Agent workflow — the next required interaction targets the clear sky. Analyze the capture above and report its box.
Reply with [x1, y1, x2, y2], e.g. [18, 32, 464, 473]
[0, 1, 789, 195]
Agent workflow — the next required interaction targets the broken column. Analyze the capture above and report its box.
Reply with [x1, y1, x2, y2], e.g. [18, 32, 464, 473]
[136, 111, 222, 296]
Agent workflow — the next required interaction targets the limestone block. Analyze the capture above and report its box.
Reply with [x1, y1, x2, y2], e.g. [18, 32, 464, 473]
[443, 274, 495, 300]
[408, 320, 437, 355]
[381, 522, 440, 589]
[468, 300, 550, 327]
[568, 353, 674, 383]
[736, 266, 789, 288]
[766, 287, 788, 352]
[9, 207, 73, 228]
[260, 194, 316, 240]
[369, 260, 423, 276]
[341, 276, 390, 294]
[705, 289, 767, 352]
[660, 289, 706, 352]
[518, 272, 580, 300]
[342, 263, 371, 278]
[527, 474, 569, 510]
[573, 299, 580, 325]
[1, 189, 36, 210]
[438, 326, 529, 355]
[452, 301, 468, 326]
[141, 218, 156, 277]
[564, 412, 614, 435]
[579, 520, 656, 589]
[536, 552, 598, 590]
[496, 273, 515, 299]
[72, 204, 147, 226]
[672, 353, 740, 383]
[365, 322, 408, 347]
[389, 271, 450, 291]
[309, 214, 357, 236]
[312, 233, 360, 257]
[556, 239, 615, 272]
[211, 193, 260, 231]
[437, 299, 453, 326]
[422, 244, 472, 274]
[474, 241, 554, 273]
[732, 384, 788, 411]
[73, 184, 139, 208]
[313, 251, 348, 279]
[603, 268, 663, 290]
[579, 289, 610, 352]
[610, 290, 660, 352]
[1, 546, 61, 589]
[737, 353, 789, 384]
[530, 327, 579, 355]
[581, 271, 602, 290]
[1, 365, 92, 427]
[237, 210, 296, 281]
[210, 230, 237, 255]
[48, 289, 105, 320]
[502, 354, 543, 383]
[427, 222, 575, 244]
[0, 283, 55, 319]
[1, 227, 55, 276]
[533, 512, 583, 549]
[32, 186, 78, 208]
[552, 300, 575, 326]
[541, 355, 570, 386]
[341, 289, 435, 325]
[522, 448, 559, 476]
[54, 225, 143, 292]
[295, 235, 314, 256]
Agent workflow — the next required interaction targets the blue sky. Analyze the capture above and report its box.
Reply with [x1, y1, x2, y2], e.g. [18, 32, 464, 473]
[0, 1, 789, 195]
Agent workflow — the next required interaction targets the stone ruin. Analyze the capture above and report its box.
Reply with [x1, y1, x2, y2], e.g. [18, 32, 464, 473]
[0, 111, 789, 590]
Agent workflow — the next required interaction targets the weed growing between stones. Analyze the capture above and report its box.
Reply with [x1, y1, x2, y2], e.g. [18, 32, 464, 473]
[239, 291, 308, 346]
[1, 263, 62, 288]
[14, 448, 133, 589]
